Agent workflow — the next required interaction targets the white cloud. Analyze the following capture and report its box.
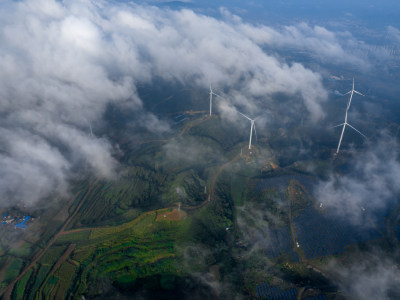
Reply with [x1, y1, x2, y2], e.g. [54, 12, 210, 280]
[330, 252, 400, 300]
[0, 0, 331, 206]
[238, 22, 367, 66]
[314, 135, 400, 226]
[388, 25, 400, 43]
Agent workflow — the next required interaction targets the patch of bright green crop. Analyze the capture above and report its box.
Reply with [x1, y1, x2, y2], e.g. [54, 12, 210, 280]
[69, 210, 189, 297]
[12, 268, 32, 300]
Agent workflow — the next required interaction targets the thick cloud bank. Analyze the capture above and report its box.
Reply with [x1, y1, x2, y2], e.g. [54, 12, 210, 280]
[0, 0, 329, 206]
[314, 135, 400, 226]
[330, 252, 400, 300]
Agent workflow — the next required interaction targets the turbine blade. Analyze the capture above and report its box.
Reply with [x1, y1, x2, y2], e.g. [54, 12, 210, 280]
[212, 92, 223, 98]
[238, 111, 252, 121]
[331, 123, 345, 128]
[347, 123, 367, 139]
[354, 90, 364, 96]
[344, 91, 351, 95]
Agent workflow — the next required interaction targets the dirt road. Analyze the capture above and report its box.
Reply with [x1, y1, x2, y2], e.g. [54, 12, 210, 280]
[1, 182, 94, 300]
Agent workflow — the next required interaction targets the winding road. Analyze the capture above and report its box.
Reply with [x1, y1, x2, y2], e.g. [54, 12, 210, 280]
[1, 181, 95, 300]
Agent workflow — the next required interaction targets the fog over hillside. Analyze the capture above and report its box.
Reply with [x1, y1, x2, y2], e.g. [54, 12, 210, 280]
[0, 1, 400, 299]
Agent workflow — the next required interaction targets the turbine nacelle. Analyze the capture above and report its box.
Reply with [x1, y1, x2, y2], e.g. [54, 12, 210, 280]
[344, 78, 364, 110]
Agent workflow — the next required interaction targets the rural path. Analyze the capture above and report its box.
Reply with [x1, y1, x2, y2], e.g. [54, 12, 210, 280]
[2, 114, 234, 298]
[182, 153, 241, 211]
[209, 154, 240, 201]
[1, 182, 95, 300]
[60, 227, 100, 236]
[287, 181, 331, 300]
[288, 183, 302, 263]
[47, 244, 76, 277]
[60, 151, 241, 236]
[179, 116, 209, 137]
[297, 287, 306, 300]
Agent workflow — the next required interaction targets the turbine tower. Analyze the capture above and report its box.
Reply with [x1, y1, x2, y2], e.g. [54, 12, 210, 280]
[238, 112, 257, 150]
[209, 85, 213, 116]
[209, 85, 223, 116]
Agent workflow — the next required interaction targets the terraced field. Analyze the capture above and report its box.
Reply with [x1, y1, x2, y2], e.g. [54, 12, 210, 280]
[2, 113, 398, 300]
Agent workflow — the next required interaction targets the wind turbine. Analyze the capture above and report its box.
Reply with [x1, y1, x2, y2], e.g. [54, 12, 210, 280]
[333, 78, 366, 155]
[238, 112, 257, 150]
[209, 85, 223, 116]
[344, 78, 364, 110]
[333, 105, 367, 155]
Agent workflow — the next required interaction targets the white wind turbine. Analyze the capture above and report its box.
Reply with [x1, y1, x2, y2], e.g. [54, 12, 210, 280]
[238, 112, 257, 150]
[209, 85, 223, 116]
[333, 78, 366, 155]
